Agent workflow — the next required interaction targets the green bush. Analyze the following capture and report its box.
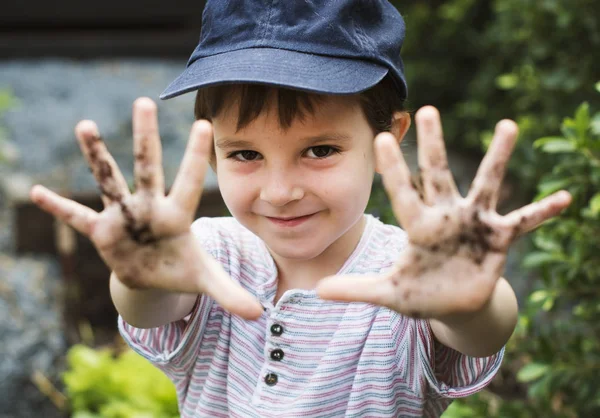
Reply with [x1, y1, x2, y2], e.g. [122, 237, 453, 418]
[62, 344, 179, 418]
[442, 97, 600, 417]
[0, 88, 19, 164]
[392, 0, 600, 190]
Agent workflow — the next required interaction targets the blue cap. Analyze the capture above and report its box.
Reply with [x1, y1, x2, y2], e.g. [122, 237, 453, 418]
[160, 0, 407, 100]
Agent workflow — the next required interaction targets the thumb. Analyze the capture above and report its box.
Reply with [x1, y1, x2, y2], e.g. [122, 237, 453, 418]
[316, 273, 396, 307]
[200, 252, 264, 320]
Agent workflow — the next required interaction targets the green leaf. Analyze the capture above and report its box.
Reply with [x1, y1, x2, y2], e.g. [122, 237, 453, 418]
[542, 297, 555, 311]
[589, 193, 600, 215]
[535, 138, 577, 153]
[496, 73, 519, 90]
[0, 89, 18, 112]
[535, 178, 572, 199]
[591, 112, 600, 135]
[595, 81, 600, 93]
[574, 102, 591, 140]
[533, 234, 562, 252]
[529, 289, 549, 303]
[517, 363, 550, 383]
[533, 136, 566, 148]
[523, 251, 564, 268]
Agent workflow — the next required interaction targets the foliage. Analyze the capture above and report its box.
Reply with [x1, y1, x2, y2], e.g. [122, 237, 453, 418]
[391, 0, 600, 191]
[444, 100, 600, 416]
[62, 344, 179, 418]
[378, 3, 600, 413]
[0, 88, 19, 163]
[367, 96, 600, 416]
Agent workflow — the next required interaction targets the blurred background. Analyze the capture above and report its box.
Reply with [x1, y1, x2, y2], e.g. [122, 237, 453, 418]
[0, 0, 598, 417]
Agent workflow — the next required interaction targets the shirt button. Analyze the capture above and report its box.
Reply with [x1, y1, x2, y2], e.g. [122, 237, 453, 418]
[270, 349, 284, 361]
[270, 324, 283, 336]
[265, 373, 278, 386]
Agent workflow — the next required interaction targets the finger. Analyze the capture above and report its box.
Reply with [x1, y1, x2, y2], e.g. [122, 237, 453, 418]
[468, 120, 518, 210]
[415, 106, 459, 204]
[169, 120, 213, 215]
[132, 97, 165, 194]
[30, 185, 99, 236]
[200, 250, 264, 320]
[75, 120, 131, 207]
[316, 274, 396, 307]
[375, 133, 424, 226]
[503, 190, 572, 238]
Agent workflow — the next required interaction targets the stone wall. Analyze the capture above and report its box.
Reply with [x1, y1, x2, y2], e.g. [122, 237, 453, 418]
[0, 59, 217, 418]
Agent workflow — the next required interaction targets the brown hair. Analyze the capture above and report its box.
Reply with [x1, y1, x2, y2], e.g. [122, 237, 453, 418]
[194, 74, 405, 135]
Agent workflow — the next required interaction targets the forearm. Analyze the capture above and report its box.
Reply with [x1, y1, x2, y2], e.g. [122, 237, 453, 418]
[429, 277, 518, 358]
[110, 272, 198, 329]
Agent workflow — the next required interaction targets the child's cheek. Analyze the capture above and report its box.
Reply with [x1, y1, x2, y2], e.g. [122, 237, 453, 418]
[219, 160, 259, 176]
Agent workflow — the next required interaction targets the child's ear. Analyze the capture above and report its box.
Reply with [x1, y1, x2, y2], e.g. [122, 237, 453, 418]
[390, 111, 411, 144]
[375, 111, 411, 174]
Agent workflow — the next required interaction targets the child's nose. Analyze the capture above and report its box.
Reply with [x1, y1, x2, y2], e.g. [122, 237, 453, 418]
[259, 172, 304, 207]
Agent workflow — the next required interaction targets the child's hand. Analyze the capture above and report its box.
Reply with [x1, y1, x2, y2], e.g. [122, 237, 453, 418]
[30, 98, 263, 320]
[317, 106, 571, 319]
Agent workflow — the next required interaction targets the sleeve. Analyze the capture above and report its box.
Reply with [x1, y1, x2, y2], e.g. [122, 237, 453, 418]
[384, 229, 503, 399]
[416, 318, 504, 398]
[117, 217, 224, 375]
[390, 312, 503, 399]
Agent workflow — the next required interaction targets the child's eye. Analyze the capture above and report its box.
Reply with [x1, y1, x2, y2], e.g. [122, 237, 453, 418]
[228, 150, 262, 162]
[306, 145, 341, 159]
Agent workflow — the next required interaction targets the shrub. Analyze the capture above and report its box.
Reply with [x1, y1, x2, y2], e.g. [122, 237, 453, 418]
[442, 96, 600, 416]
[62, 344, 179, 418]
[392, 0, 600, 190]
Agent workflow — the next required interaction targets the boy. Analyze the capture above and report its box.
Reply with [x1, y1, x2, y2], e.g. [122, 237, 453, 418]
[29, 0, 571, 416]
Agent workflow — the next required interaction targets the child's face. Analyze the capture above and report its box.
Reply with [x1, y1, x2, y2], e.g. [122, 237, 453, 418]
[212, 94, 377, 262]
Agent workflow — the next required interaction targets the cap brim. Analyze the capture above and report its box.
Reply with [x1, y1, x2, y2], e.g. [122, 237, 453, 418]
[160, 47, 389, 100]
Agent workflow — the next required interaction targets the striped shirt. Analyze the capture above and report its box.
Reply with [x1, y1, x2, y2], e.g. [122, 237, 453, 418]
[119, 214, 503, 417]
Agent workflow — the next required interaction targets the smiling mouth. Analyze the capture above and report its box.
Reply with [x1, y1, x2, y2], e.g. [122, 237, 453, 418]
[266, 213, 316, 226]
[271, 215, 309, 220]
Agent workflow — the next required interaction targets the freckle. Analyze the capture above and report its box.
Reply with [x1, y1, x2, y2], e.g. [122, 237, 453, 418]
[443, 214, 449, 221]
[391, 277, 399, 287]
[431, 244, 439, 252]
[413, 254, 422, 263]
[402, 289, 411, 300]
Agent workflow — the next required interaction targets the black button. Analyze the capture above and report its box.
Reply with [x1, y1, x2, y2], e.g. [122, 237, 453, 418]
[265, 373, 278, 386]
[270, 324, 283, 336]
[270, 349, 284, 361]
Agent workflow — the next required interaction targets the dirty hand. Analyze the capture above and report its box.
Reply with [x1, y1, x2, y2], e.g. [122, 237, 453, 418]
[317, 106, 571, 319]
[30, 97, 263, 319]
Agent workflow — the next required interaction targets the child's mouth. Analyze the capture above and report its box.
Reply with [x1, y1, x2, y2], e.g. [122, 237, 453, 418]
[266, 213, 316, 227]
